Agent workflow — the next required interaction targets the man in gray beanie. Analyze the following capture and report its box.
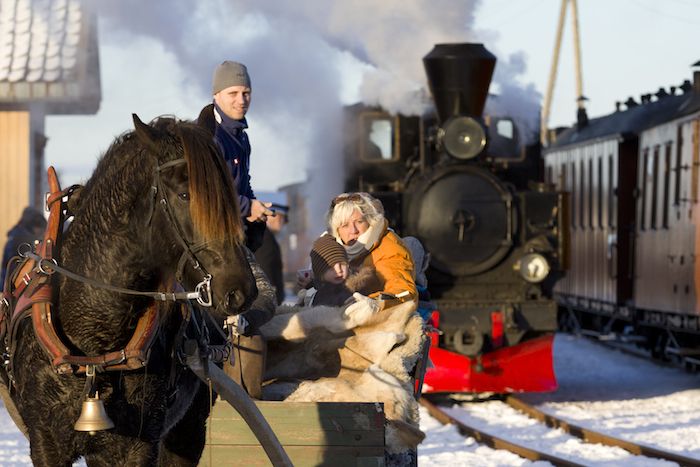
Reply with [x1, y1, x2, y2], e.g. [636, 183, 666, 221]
[198, 60, 273, 232]
[198, 61, 275, 399]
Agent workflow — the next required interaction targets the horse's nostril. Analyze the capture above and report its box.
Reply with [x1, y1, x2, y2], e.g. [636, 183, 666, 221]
[226, 290, 245, 311]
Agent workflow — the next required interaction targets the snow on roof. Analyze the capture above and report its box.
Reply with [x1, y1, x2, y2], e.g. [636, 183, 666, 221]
[0, 0, 101, 114]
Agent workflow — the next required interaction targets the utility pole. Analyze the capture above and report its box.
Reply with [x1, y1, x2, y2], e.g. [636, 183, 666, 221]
[540, 0, 586, 147]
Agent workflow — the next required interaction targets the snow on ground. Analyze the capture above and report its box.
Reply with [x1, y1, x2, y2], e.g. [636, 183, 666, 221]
[0, 404, 30, 465]
[416, 333, 700, 466]
[521, 334, 700, 459]
[1, 333, 698, 465]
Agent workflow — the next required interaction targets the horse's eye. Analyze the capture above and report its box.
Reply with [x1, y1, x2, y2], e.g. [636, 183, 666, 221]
[178, 192, 190, 201]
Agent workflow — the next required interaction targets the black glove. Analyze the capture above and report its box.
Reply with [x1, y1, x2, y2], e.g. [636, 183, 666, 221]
[245, 220, 266, 252]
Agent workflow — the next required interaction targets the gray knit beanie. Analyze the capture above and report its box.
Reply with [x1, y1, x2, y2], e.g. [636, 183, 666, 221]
[212, 61, 251, 94]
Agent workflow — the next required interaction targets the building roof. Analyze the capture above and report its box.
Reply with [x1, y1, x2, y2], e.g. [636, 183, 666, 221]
[547, 89, 700, 150]
[0, 0, 100, 114]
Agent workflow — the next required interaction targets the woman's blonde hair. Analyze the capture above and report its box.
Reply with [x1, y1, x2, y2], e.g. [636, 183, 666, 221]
[327, 192, 384, 237]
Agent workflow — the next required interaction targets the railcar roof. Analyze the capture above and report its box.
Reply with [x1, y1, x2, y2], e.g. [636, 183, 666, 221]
[547, 91, 700, 150]
[0, 0, 101, 114]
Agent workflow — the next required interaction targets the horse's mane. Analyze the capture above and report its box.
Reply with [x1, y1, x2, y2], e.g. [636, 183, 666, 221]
[72, 116, 244, 245]
[169, 118, 244, 244]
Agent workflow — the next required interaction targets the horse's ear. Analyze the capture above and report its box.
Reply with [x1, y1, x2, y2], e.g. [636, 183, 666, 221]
[196, 104, 216, 137]
[132, 113, 159, 154]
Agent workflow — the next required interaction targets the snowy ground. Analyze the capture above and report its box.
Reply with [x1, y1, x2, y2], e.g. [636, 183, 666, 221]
[417, 333, 700, 466]
[1, 333, 699, 465]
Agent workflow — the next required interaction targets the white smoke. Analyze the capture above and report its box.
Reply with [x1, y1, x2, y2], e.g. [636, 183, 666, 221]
[90, 0, 539, 235]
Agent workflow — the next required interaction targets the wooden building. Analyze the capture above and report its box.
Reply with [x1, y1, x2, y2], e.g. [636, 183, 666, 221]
[0, 0, 100, 248]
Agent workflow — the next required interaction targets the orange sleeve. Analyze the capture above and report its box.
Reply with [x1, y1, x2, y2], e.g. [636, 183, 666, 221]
[368, 233, 417, 303]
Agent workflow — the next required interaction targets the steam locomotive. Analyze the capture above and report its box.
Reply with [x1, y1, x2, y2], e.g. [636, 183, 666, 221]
[343, 43, 569, 393]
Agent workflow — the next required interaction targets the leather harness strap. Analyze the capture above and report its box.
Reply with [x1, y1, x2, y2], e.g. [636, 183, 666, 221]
[5, 167, 162, 375]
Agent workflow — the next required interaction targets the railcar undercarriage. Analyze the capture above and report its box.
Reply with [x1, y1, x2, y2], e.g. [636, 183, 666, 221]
[557, 293, 700, 371]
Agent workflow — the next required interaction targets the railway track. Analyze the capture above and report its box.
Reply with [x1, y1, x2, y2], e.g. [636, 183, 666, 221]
[420, 395, 700, 466]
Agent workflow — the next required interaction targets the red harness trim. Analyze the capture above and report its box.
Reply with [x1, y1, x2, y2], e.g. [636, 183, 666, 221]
[4, 167, 162, 375]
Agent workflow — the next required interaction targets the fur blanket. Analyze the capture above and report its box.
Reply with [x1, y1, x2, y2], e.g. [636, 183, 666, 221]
[259, 298, 427, 453]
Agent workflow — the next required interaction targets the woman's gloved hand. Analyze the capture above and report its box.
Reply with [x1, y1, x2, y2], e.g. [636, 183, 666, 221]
[343, 292, 383, 328]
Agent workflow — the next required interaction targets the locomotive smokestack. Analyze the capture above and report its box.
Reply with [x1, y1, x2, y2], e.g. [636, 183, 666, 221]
[423, 43, 496, 124]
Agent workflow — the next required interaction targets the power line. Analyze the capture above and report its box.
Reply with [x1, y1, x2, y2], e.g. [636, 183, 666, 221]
[627, 0, 700, 25]
[479, 0, 548, 29]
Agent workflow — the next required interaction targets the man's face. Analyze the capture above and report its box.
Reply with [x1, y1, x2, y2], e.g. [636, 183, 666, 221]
[214, 85, 251, 120]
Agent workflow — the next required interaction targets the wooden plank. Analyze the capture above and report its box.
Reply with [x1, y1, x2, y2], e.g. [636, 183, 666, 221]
[0, 111, 31, 249]
[206, 401, 385, 447]
[198, 445, 385, 467]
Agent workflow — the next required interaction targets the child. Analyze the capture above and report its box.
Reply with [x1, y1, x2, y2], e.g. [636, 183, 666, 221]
[305, 234, 379, 306]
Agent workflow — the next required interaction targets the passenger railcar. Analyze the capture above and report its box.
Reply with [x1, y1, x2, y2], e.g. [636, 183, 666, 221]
[543, 72, 700, 365]
[342, 43, 569, 393]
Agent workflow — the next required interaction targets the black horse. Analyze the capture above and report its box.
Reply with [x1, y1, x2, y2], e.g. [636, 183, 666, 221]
[3, 115, 256, 466]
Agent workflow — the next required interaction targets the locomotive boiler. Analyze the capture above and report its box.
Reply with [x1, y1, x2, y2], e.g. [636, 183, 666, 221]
[343, 43, 569, 393]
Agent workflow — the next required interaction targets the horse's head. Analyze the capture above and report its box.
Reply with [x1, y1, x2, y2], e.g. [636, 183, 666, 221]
[132, 114, 257, 320]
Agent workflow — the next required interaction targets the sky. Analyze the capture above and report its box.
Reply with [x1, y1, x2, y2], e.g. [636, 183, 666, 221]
[44, 0, 700, 202]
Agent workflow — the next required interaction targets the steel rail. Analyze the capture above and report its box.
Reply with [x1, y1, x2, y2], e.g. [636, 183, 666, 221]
[419, 397, 586, 467]
[506, 396, 700, 467]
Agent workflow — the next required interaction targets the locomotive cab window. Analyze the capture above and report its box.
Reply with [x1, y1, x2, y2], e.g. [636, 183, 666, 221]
[360, 115, 397, 162]
[487, 117, 522, 160]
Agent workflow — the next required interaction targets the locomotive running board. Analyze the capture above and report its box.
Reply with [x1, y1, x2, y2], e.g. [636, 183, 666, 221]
[422, 334, 557, 394]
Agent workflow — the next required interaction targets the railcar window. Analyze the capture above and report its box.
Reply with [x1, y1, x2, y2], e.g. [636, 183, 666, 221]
[651, 146, 659, 229]
[640, 148, 648, 231]
[598, 157, 603, 228]
[692, 120, 700, 204]
[608, 154, 615, 228]
[663, 143, 671, 229]
[588, 158, 594, 228]
[580, 159, 585, 228]
[674, 127, 682, 207]
[361, 117, 395, 161]
[571, 162, 576, 229]
[560, 164, 567, 193]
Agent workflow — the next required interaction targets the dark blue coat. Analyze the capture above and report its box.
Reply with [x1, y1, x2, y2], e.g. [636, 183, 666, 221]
[212, 103, 255, 216]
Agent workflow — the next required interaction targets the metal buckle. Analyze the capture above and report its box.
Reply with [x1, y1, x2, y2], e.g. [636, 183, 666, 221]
[38, 258, 58, 275]
[188, 275, 212, 307]
[17, 243, 32, 258]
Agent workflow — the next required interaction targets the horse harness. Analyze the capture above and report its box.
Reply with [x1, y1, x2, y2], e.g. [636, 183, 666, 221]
[0, 162, 222, 384]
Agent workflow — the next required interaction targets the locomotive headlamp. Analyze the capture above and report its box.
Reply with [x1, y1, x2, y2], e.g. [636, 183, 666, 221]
[517, 253, 550, 283]
[441, 116, 487, 160]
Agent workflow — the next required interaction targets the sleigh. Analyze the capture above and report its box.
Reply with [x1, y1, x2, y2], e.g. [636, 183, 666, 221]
[199, 399, 386, 466]
[196, 298, 427, 466]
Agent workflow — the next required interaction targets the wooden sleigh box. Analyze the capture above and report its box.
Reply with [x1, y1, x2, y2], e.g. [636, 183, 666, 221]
[198, 399, 387, 466]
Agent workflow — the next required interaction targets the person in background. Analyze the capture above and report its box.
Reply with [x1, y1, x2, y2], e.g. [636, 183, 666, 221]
[401, 236, 434, 322]
[197, 60, 273, 251]
[1, 207, 46, 285]
[254, 204, 289, 304]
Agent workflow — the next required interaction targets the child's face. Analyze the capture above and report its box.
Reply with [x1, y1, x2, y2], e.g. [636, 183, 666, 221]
[322, 262, 349, 284]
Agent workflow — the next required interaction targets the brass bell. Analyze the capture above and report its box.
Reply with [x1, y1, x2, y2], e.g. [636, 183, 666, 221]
[74, 392, 115, 435]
